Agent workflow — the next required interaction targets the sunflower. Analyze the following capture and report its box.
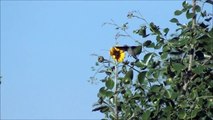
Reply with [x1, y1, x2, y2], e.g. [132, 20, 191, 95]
[110, 47, 125, 63]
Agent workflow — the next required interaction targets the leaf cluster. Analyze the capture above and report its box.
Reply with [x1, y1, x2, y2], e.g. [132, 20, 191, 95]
[92, 1, 213, 119]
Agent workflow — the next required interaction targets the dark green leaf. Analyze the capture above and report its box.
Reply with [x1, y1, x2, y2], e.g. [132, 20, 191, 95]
[201, 10, 207, 17]
[138, 71, 147, 84]
[189, 90, 197, 99]
[142, 110, 151, 120]
[165, 90, 171, 98]
[150, 22, 160, 34]
[161, 52, 168, 59]
[131, 94, 141, 100]
[163, 28, 169, 36]
[163, 44, 170, 52]
[172, 63, 185, 72]
[106, 91, 114, 97]
[124, 69, 133, 83]
[133, 46, 142, 56]
[178, 38, 188, 46]
[174, 10, 182, 16]
[191, 108, 200, 118]
[138, 26, 149, 38]
[178, 109, 186, 119]
[99, 87, 106, 97]
[186, 10, 194, 19]
[148, 78, 155, 82]
[143, 40, 152, 47]
[143, 53, 154, 65]
[135, 61, 146, 68]
[170, 18, 179, 23]
[153, 71, 159, 79]
[92, 105, 108, 112]
[105, 78, 114, 90]
[155, 42, 163, 49]
[182, 1, 188, 8]
[195, 5, 201, 12]
[150, 85, 162, 93]
[193, 65, 205, 74]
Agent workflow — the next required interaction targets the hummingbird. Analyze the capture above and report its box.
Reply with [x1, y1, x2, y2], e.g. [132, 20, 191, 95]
[115, 45, 142, 60]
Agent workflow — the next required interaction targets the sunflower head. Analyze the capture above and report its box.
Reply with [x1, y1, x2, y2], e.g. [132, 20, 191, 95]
[110, 47, 125, 63]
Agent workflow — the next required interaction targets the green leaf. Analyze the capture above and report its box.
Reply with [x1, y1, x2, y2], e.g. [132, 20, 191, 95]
[189, 90, 197, 100]
[148, 78, 156, 82]
[178, 109, 186, 119]
[172, 63, 185, 72]
[182, 1, 188, 8]
[155, 42, 163, 49]
[124, 69, 133, 83]
[134, 46, 142, 56]
[144, 53, 155, 65]
[165, 90, 171, 98]
[135, 61, 146, 68]
[163, 28, 169, 36]
[201, 10, 207, 17]
[195, 5, 201, 12]
[186, 10, 194, 19]
[192, 65, 205, 74]
[170, 18, 179, 23]
[131, 94, 141, 100]
[174, 10, 182, 16]
[178, 38, 188, 46]
[99, 87, 106, 98]
[138, 71, 147, 84]
[163, 44, 170, 52]
[191, 108, 200, 118]
[142, 110, 151, 120]
[92, 105, 108, 112]
[149, 22, 160, 35]
[150, 85, 162, 93]
[143, 40, 152, 47]
[161, 52, 168, 59]
[105, 78, 114, 90]
[106, 91, 114, 97]
[138, 26, 148, 38]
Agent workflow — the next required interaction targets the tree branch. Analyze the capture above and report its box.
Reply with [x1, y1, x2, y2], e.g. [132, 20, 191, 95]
[188, 0, 196, 71]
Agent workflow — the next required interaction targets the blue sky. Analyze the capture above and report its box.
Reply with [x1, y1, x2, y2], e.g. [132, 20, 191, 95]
[1, 1, 212, 119]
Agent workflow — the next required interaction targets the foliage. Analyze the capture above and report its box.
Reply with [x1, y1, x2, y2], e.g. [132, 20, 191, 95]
[91, 0, 213, 119]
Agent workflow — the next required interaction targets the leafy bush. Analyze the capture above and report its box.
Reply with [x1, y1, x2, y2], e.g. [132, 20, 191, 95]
[91, 0, 213, 119]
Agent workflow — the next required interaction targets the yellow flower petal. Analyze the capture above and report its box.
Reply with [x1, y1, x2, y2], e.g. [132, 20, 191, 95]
[109, 47, 125, 63]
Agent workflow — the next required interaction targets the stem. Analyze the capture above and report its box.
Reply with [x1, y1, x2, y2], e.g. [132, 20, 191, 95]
[114, 62, 119, 119]
[188, 0, 196, 71]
